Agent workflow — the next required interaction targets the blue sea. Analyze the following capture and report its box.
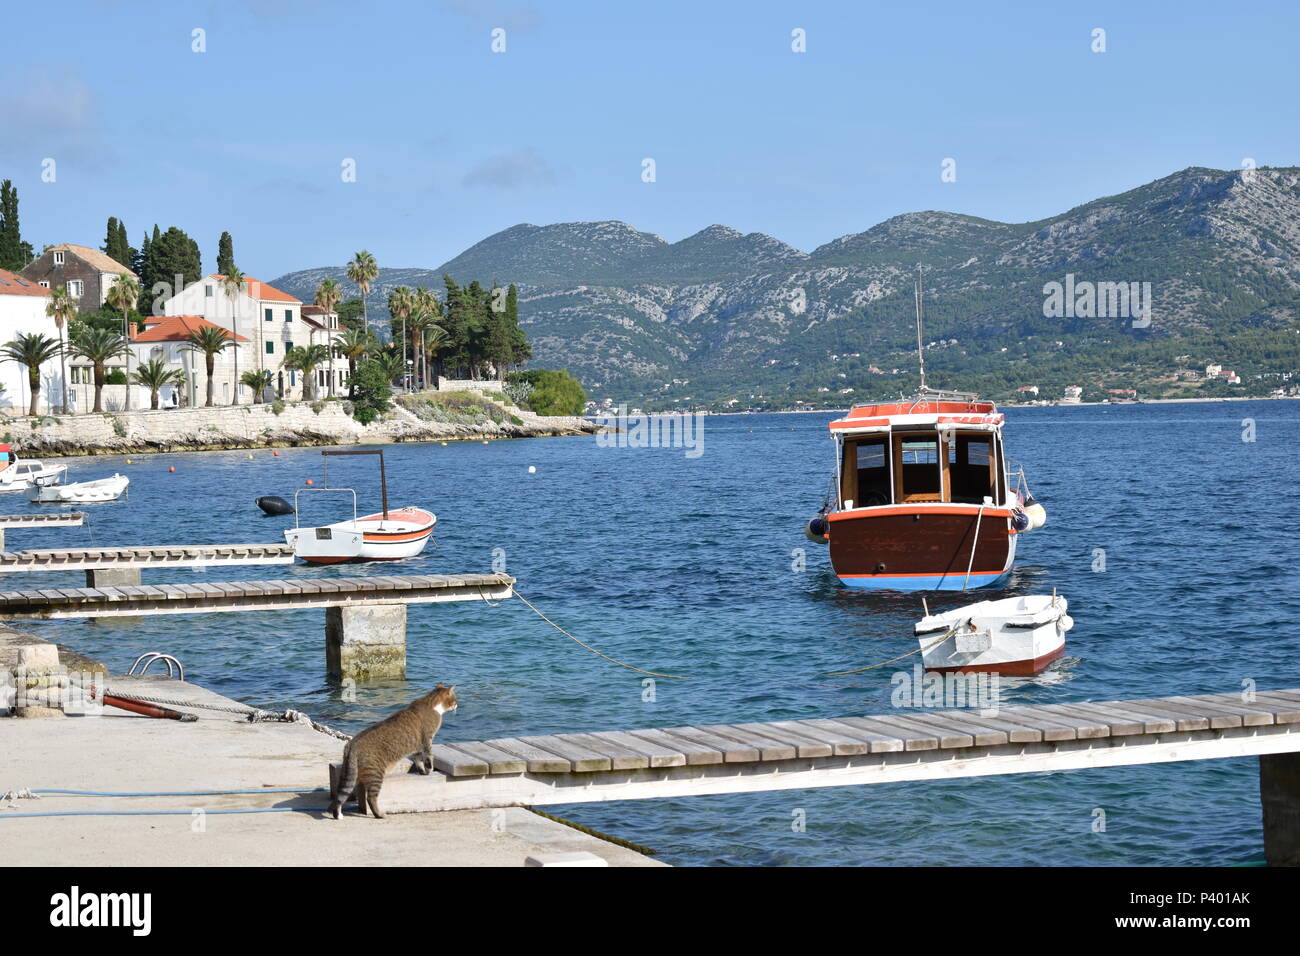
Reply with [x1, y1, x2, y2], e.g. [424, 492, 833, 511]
[16, 399, 1300, 866]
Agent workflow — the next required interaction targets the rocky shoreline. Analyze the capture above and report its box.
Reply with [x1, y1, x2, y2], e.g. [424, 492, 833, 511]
[3, 400, 598, 459]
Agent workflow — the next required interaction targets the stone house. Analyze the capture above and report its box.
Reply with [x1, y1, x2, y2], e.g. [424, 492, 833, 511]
[20, 243, 135, 309]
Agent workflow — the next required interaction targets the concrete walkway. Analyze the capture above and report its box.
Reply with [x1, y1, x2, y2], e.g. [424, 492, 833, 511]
[1, 676, 662, 867]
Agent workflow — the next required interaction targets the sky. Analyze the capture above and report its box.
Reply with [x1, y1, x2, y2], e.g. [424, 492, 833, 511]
[2, 0, 1298, 281]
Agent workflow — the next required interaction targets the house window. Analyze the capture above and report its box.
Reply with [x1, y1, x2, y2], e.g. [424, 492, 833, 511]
[38, 280, 49, 288]
[54, 251, 65, 265]
[284, 309, 292, 322]
[265, 308, 273, 322]
[67, 280, 83, 297]
[265, 342, 274, 355]
[205, 285, 214, 297]
[285, 340, 293, 352]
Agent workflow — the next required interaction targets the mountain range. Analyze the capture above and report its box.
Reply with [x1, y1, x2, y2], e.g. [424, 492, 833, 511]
[272, 166, 1300, 406]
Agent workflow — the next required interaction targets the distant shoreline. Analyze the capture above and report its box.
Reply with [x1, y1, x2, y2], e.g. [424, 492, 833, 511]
[647, 394, 1298, 416]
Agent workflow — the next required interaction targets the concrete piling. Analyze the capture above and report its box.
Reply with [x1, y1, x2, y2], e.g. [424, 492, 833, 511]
[325, 603, 407, 681]
[85, 567, 143, 588]
[1261, 752, 1300, 866]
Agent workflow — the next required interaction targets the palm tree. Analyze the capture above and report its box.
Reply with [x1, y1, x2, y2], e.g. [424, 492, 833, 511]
[240, 368, 274, 403]
[104, 274, 141, 411]
[45, 285, 77, 413]
[334, 328, 373, 398]
[67, 326, 126, 414]
[315, 278, 343, 395]
[0, 332, 63, 417]
[184, 325, 235, 407]
[412, 287, 441, 388]
[421, 322, 448, 388]
[132, 358, 183, 410]
[220, 268, 246, 398]
[346, 250, 378, 330]
[282, 344, 331, 401]
[372, 348, 405, 386]
[387, 286, 414, 391]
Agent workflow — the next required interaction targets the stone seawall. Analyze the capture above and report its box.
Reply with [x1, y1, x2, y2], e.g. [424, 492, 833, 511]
[5, 401, 596, 458]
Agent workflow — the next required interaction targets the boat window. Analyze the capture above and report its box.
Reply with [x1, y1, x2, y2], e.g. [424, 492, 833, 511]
[843, 437, 890, 507]
[950, 435, 995, 504]
[894, 433, 941, 502]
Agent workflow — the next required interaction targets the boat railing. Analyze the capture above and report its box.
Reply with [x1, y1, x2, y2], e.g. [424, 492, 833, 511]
[292, 487, 358, 530]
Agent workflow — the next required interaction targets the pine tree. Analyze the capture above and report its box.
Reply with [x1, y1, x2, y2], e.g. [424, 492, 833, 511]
[217, 231, 235, 275]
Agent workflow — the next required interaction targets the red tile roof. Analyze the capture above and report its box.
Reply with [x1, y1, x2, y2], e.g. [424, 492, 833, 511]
[209, 275, 300, 304]
[0, 268, 52, 298]
[131, 315, 250, 343]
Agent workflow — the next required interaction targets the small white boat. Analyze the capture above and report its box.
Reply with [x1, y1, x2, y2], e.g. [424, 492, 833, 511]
[0, 444, 67, 492]
[283, 449, 436, 563]
[26, 473, 129, 504]
[915, 593, 1073, 675]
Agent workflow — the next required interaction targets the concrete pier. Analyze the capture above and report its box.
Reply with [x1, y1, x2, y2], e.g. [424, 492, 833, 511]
[85, 567, 142, 588]
[326, 604, 407, 680]
[1261, 751, 1300, 866]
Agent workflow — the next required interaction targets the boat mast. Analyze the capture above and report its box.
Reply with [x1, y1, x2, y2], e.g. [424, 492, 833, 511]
[914, 265, 927, 394]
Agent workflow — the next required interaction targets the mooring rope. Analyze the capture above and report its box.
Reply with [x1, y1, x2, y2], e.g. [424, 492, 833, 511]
[823, 620, 964, 677]
[507, 585, 690, 680]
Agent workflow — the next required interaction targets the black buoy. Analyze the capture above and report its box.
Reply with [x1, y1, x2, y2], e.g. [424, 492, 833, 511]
[256, 495, 294, 516]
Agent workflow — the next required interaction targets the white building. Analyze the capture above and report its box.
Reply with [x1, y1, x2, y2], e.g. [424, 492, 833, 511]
[0, 267, 62, 416]
[121, 315, 250, 408]
[161, 275, 329, 401]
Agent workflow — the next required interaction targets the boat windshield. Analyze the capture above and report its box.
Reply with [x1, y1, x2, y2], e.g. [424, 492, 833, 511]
[840, 428, 1004, 508]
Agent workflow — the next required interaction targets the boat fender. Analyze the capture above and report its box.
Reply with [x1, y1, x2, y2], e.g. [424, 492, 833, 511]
[804, 516, 829, 543]
[1056, 613, 1074, 634]
[1022, 496, 1047, 531]
[255, 495, 295, 516]
[1010, 509, 1031, 532]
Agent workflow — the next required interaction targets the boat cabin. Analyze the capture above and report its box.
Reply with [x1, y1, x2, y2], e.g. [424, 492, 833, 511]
[829, 399, 1008, 510]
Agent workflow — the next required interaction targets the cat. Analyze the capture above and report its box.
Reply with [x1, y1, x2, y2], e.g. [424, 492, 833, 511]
[329, 683, 457, 820]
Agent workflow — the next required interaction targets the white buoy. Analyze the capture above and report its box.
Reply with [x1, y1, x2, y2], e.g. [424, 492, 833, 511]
[528, 466, 536, 474]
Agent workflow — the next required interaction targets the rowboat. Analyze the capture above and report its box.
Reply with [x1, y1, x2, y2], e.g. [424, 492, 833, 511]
[26, 473, 129, 504]
[914, 593, 1073, 675]
[285, 506, 437, 563]
[283, 449, 436, 563]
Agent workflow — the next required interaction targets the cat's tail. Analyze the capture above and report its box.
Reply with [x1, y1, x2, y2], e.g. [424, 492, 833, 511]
[330, 742, 356, 820]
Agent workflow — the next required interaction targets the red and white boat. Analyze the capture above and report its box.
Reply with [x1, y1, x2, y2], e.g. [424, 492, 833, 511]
[284, 450, 436, 563]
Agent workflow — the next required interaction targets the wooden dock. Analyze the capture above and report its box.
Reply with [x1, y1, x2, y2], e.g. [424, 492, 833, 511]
[350, 689, 1300, 863]
[0, 572, 513, 619]
[0, 572, 515, 681]
[0, 543, 296, 581]
[0, 512, 85, 551]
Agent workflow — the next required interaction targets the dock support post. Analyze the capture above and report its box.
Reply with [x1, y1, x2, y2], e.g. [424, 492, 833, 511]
[85, 568, 143, 588]
[1261, 753, 1300, 866]
[326, 604, 406, 681]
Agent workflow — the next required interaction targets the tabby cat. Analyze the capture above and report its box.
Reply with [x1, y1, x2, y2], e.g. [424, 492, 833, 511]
[329, 683, 457, 820]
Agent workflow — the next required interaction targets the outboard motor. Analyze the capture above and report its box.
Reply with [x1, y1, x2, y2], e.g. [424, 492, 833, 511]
[256, 495, 295, 516]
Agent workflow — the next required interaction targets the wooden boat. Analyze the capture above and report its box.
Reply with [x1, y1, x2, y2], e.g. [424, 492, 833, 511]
[804, 269, 1046, 591]
[914, 593, 1073, 674]
[284, 449, 436, 563]
[0, 444, 67, 491]
[26, 473, 129, 503]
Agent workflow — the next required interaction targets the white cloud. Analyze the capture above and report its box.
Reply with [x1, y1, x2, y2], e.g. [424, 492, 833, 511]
[462, 148, 557, 189]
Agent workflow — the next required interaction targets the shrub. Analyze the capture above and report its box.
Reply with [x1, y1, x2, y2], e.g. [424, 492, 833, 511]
[271, 399, 286, 415]
[349, 360, 392, 425]
[310, 400, 325, 415]
[105, 369, 127, 385]
[507, 369, 585, 416]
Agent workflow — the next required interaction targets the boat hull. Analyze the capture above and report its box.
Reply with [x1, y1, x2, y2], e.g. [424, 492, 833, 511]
[287, 507, 436, 563]
[917, 595, 1070, 675]
[828, 505, 1016, 591]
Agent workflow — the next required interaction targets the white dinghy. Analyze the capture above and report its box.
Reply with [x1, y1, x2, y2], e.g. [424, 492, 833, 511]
[914, 592, 1073, 675]
[26, 473, 129, 504]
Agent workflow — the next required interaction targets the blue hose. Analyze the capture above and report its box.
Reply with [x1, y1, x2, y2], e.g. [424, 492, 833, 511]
[1, 807, 329, 819]
[31, 787, 328, 797]
[0, 786, 332, 819]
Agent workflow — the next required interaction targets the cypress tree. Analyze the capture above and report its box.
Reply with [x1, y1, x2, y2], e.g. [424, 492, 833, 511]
[0, 180, 32, 271]
[217, 231, 235, 275]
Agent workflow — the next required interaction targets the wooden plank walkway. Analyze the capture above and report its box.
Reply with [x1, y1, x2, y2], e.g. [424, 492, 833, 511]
[351, 688, 1300, 813]
[0, 512, 86, 527]
[0, 543, 296, 573]
[0, 572, 514, 619]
